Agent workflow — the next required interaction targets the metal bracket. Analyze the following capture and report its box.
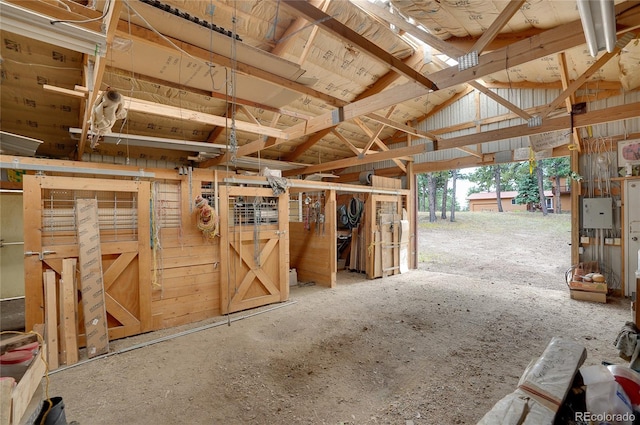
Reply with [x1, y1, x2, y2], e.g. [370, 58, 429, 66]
[24, 250, 56, 261]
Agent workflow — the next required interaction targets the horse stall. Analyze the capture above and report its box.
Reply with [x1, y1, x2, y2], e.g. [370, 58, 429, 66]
[19, 161, 293, 362]
[15, 156, 414, 370]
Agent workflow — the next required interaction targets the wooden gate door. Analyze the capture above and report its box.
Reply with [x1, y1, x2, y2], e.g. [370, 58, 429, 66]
[219, 185, 289, 314]
[23, 175, 152, 341]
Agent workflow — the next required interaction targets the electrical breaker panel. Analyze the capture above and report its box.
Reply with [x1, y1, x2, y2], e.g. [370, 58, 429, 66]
[582, 197, 613, 229]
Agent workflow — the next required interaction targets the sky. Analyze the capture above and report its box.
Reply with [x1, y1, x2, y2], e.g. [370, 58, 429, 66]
[455, 178, 475, 209]
[454, 167, 478, 209]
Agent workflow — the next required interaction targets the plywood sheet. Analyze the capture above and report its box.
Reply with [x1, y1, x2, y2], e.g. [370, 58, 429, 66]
[76, 199, 109, 358]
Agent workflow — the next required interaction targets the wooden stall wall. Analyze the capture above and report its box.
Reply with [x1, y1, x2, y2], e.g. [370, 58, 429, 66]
[21, 163, 228, 344]
[289, 189, 336, 288]
[150, 174, 222, 330]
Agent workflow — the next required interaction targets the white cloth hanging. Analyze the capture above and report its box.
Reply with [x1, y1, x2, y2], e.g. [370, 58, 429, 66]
[90, 90, 127, 148]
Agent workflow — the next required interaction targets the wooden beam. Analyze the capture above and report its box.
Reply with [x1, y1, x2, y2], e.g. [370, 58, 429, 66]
[331, 129, 367, 156]
[414, 154, 497, 173]
[43, 84, 289, 147]
[361, 106, 396, 153]
[366, 112, 437, 140]
[77, 0, 124, 158]
[284, 128, 333, 161]
[282, 9, 636, 143]
[456, 146, 483, 159]
[284, 143, 426, 177]
[467, 81, 532, 120]
[237, 105, 261, 126]
[540, 34, 635, 118]
[272, 0, 327, 60]
[281, 0, 438, 91]
[353, 0, 458, 58]
[353, 117, 407, 173]
[469, 1, 526, 54]
[558, 52, 582, 152]
[116, 20, 348, 109]
[438, 102, 640, 151]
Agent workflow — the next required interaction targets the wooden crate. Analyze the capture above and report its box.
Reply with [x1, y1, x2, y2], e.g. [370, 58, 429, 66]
[568, 280, 607, 293]
[6, 349, 46, 425]
[570, 289, 607, 303]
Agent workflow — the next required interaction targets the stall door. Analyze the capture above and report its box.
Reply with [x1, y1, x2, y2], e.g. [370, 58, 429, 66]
[23, 175, 152, 340]
[219, 185, 289, 314]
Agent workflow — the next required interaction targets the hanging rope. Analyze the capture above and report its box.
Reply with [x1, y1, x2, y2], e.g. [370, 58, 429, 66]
[195, 195, 219, 239]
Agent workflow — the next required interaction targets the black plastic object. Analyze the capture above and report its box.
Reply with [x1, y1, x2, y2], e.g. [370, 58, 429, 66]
[36, 397, 67, 425]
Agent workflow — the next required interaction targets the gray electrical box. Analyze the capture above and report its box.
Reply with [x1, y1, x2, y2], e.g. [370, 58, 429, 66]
[582, 198, 613, 229]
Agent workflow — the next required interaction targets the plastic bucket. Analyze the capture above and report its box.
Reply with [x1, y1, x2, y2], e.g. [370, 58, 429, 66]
[36, 397, 67, 425]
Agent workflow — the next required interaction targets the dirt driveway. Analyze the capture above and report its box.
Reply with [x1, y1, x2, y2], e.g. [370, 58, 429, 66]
[48, 212, 632, 424]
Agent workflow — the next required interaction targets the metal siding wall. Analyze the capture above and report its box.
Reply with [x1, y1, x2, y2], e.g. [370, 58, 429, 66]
[412, 90, 638, 167]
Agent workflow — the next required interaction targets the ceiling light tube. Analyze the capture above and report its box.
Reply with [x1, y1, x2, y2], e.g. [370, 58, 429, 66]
[0, 1, 106, 56]
[69, 128, 227, 153]
[577, 0, 600, 57]
[599, 0, 617, 52]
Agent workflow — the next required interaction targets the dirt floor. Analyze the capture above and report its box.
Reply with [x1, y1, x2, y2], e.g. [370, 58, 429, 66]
[45, 211, 632, 425]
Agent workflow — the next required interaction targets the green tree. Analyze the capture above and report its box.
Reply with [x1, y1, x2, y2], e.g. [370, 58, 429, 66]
[515, 168, 541, 211]
[541, 157, 571, 213]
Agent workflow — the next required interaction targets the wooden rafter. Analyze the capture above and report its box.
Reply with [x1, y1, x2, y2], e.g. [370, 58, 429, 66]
[558, 52, 582, 152]
[284, 143, 425, 177]
[115, 20, 348, 109]
[207, 104, 234, 143]
[270, 0, 325, 56]
[331, 129, 366, 156]
[283, 129, 333, 162]
[469, 1, 526, 54]
[366, 112, 438, 141]
[281, 0, 438, 91]
[280, 10, 635, 144]
[43, 85, 288, 140]
[353, 117, 407, 173]
[540, 33, 636, 118]
[361, 106, 396, 153]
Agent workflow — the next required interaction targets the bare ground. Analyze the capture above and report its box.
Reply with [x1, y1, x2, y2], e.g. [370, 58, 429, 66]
[47, 212, 632, 425]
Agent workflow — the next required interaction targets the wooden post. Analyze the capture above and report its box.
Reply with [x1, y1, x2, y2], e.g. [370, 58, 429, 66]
[23, 175, 43, 330]
[43, 270, 59, 370]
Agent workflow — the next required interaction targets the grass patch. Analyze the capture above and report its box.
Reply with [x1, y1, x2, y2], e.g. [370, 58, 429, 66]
[418, 211, 570, 234]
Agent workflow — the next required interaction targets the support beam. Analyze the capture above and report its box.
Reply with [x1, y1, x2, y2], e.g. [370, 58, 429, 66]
[77, 0, 123, 158]
[469, 1, 526, 54]
[540, 34, 635, 119]
[281, 0, 438, 91]
[116, 20, 347, 109]
[558, 52, 582, 152]
[438, 102, 640, 151]
[43, 85, 288, 140]
[281, 8, 631, 144]
[353, 117, 407, 173]
[284, 143, 426, 177]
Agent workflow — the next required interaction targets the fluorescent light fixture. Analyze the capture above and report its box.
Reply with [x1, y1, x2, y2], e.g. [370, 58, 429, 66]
[0, 131, 43, 156]
[69, 128, 226, 154]
[577, 0, 617, 57]
[0, 1, 107, 56]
